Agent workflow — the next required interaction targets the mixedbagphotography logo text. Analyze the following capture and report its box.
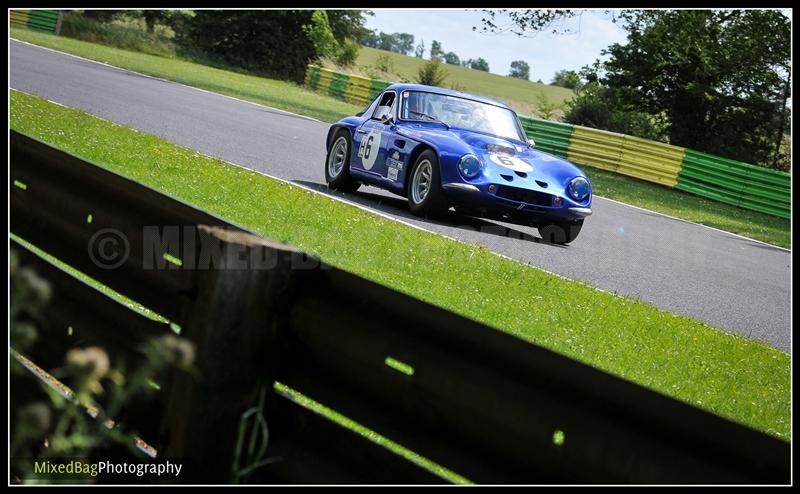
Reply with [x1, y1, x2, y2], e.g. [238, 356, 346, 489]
[30, 459, 182, 479]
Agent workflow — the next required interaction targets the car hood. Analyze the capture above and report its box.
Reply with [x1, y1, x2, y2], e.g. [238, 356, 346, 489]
[413, 126, 587, 186]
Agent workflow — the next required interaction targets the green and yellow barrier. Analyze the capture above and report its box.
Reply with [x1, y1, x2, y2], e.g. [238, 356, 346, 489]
[677, 150, 790, 219]
[618, 136, 685, 188]
[567, 127, 626, 174]
[10, 9, 62, 35]
[306, 64, 790, 220]
[518, 117, 573, 158]
[305, 65, 391, 107]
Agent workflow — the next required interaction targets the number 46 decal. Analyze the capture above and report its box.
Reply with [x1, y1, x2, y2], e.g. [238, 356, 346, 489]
[358, 129, 381, 170]
[358, 135, 374, 159]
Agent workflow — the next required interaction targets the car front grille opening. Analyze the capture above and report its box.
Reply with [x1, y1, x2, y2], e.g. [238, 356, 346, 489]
[495, 185, 554, 207]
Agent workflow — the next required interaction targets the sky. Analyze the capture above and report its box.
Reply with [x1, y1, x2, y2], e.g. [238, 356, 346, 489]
[363, 9, 629, 82]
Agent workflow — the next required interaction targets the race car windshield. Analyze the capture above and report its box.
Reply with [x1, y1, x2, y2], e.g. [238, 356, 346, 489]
[400, 91, 526, 142]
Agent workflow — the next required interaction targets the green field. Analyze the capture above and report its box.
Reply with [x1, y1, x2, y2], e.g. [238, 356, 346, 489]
[10, 90, 790, 444]
[351, 46, 575, 117]
[10, 29, 789, 248]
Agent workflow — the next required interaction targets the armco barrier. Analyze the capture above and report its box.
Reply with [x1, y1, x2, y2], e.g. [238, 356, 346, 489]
[567, 126, 626, 174]
[305, 65, 391, 107]
[306, 65, 790, 219]
[10, 130, 790, 484]
[10, 9, 62, 35]
[518, 117, 573, 158]
[677, 150, 791, 219]
[618, 136, 685, 188]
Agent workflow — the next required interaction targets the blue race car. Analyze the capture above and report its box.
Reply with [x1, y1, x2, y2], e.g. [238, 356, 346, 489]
[324, 83, 592, 244]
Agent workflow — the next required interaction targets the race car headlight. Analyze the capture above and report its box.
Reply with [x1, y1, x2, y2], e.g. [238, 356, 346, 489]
[458, 154, 483, 179]
[568, 177, 591, 201]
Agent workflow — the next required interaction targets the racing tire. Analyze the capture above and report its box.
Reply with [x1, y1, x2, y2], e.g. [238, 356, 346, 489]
[407, 149, 449, 218]
[325, 130, 360, 193]
[538, 219, 584, 244]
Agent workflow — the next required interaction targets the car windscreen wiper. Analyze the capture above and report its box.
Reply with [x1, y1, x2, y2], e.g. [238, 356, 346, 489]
[409, 111, 450, 130]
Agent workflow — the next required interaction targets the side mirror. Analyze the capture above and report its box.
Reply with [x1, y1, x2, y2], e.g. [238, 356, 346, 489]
[381, 113, 395, 125]
[375, 105, 392, 123]
[527, 138, 536, 148]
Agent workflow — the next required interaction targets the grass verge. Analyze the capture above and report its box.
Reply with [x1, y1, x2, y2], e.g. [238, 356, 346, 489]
[11, 28, 790, 248]
[11, 28, 362, 123]
[10, 89, 790, 442]
[585, 166, 791, 248]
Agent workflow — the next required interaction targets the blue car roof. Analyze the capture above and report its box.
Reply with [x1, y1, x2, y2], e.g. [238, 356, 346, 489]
[385, 83, 513, 111]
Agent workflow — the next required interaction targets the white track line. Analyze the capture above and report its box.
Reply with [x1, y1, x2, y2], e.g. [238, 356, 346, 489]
[10, 38, 323, 123]
[594, 195, 791, 252]
[214, 155, 618, 296]
[12, 38, 789, 251]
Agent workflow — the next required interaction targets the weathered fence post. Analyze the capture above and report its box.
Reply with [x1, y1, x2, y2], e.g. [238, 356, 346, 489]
[160, 225, 304, 482]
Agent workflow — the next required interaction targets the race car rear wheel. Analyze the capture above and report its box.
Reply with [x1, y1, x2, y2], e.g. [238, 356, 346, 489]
[407, 149, 448, 218]
[538, 219, 584, 244]
[326, 131, 360, 193]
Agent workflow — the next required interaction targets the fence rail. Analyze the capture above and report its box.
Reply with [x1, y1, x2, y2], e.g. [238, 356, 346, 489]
[305, 65, 790, 220]
[10, 130, 790, 484]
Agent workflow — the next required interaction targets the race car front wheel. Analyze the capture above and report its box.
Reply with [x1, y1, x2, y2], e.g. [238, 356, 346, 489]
[407, 149, 449, 218]
[538, 219, 584, 244]
[326, 131, 360, 193]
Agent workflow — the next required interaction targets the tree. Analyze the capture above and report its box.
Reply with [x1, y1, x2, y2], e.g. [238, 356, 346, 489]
[477, 9, 791, 168]
[366, 31, 415, 55]
[414, 39, 425, 58]
[79, 10, 124, 23]
[443, 52, 461, 65]
[509, 60, 529, 80]
[475, 9, 583, 36]
[430, 40, 444, 61]
[78, 9, 189, 33]
[176, 10, 369, 83]
[328, 9, 373, 44]
[360, 29, 379, 48]
[601, 10, 790, 166]
[468, 57, 490, 72]
[565, 82, 669, 142]
[416, 59, 448, 87]
[394, 33, 415, 55]
[141, 10, 165, 33]
[550, 69, 582, 90]
[303, 10, 340, 59]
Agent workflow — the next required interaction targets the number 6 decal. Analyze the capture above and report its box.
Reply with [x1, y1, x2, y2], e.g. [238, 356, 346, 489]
[364, 135, 373, 159]
[489, 153, 534, 173]
[359, 129, 381, 170]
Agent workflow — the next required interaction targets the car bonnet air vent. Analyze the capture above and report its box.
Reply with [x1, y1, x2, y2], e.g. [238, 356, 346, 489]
[536, 180, 548, 188]
[486, 144, 515, 155]
[500, 174, 513, 182]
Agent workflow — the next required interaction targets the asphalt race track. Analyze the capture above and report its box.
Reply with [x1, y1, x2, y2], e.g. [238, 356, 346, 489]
[10, 40, 792, 353]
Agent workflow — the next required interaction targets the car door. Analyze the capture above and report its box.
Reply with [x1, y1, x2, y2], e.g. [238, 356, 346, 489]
[352, 90, 397, 180]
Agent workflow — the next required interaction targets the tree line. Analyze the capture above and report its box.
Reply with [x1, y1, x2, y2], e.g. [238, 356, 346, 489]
[479, 9, 791, 170]
[74, 10, 371, 83]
